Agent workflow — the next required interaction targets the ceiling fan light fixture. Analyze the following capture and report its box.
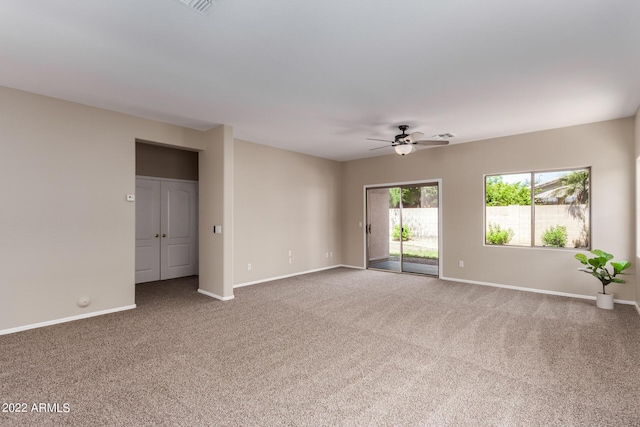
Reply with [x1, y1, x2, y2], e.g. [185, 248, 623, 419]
[368, 125, 448, 154]
[395, 144, 414, 156]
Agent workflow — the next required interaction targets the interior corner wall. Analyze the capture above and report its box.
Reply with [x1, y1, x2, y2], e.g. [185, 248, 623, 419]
[199, 125, 234, 299]
[635, 107, 640, 305]
[0, 86, 204, 332]
[233, 139, 342, 285]
[341, 118, 636, 300]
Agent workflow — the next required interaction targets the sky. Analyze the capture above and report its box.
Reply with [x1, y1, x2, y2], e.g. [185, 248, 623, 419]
[489, 170, 584, 186]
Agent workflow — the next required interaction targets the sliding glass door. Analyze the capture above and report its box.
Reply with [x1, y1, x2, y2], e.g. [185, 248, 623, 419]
[366, 187, 401, 272]
[366, 183, 439, 276]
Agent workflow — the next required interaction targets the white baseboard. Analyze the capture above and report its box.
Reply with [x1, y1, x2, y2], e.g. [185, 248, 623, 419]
[635, 303, 640, 316]
[440, 276, 636, 305]
[340, 264, 365, 270]
[234, 265, 344, 289]
[197, 289, 234, 301]
[0, 304, 137, 336]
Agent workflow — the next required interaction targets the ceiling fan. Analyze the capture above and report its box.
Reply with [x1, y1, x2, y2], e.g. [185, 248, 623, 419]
[367, 125, 450, 155]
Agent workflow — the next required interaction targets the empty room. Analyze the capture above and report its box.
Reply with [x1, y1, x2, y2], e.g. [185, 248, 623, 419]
[2, 1, 640, 425]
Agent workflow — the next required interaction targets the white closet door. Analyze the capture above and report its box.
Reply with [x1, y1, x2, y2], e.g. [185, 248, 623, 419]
[160, 181, 198, 280]
[135, 179, 161, 283]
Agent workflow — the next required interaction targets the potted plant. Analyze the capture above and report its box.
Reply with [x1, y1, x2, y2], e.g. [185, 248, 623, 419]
[574, 249, 631, 309]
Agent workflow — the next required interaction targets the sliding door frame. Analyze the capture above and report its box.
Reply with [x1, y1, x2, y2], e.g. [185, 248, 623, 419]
[363, 179, 443, 278]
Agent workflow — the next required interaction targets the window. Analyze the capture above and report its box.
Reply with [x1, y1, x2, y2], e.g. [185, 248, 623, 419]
[485, 168, 590, 249]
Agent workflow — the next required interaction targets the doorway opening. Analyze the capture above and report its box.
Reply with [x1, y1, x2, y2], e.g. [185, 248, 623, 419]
[366, 181, 441, 277]
[135, 141, 199, 285]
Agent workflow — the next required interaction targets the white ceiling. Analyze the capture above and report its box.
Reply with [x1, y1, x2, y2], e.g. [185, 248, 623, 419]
[1, 0, 639, 161]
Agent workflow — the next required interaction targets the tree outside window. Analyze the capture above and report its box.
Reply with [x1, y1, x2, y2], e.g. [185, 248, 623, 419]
[485, 168, 590, 248]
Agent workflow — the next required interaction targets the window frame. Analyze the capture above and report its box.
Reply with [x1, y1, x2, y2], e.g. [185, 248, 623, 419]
[483, 167, 591, 250]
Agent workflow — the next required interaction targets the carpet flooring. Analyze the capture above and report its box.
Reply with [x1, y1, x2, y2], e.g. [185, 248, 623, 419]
[2, 268, 640, 426]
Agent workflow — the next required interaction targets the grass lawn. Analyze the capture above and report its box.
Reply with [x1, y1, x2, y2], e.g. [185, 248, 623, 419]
[390, 247, 438, 259]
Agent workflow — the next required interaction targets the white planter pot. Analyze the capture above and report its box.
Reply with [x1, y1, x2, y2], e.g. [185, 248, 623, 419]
[596, 292, 614, 310]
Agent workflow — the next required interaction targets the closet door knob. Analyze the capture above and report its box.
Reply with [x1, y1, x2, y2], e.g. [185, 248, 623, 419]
[162, 233, 167, 238]
[154, 233, 159, 238]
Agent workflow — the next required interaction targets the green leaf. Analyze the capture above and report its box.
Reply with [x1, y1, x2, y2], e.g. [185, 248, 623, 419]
[575, 250, 629, 288]
[574, 253, 588, 265]
[611, 261, 631, 274]
[591, 249, 613, 261]
[588, 258, 605, 269]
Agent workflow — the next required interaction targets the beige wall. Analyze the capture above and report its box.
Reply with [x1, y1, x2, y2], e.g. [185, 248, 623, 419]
[342, 118, 636, 300]
[0, 86, 204, 331]
[0, 86, 340, 331]
[136, 141, 199, 181]
[635, 107, 640, 305]
[233, 139, 342, 284]
[2, 84, 637, 333]
[199, 125, 234, 299]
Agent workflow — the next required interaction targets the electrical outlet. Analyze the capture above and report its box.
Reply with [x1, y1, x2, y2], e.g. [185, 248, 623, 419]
[459, 260, 464, 268]
[247, 263, 251, 271]
[326, 252, 329, 258]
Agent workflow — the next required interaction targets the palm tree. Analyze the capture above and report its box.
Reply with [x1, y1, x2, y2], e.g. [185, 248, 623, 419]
[554, 170, 590, 248]
[552, 170, 589, 204]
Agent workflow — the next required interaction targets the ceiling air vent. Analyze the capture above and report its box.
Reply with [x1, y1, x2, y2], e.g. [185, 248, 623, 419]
[432, 133, 456, 139]
[177, 0, 216, 15]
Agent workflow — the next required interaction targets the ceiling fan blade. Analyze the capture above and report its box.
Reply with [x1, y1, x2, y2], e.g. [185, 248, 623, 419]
[406, 132, 424, 143]
[366, 137, 394, 143]
[368, 144, 394, 151]
[414, 140, 450, 146]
